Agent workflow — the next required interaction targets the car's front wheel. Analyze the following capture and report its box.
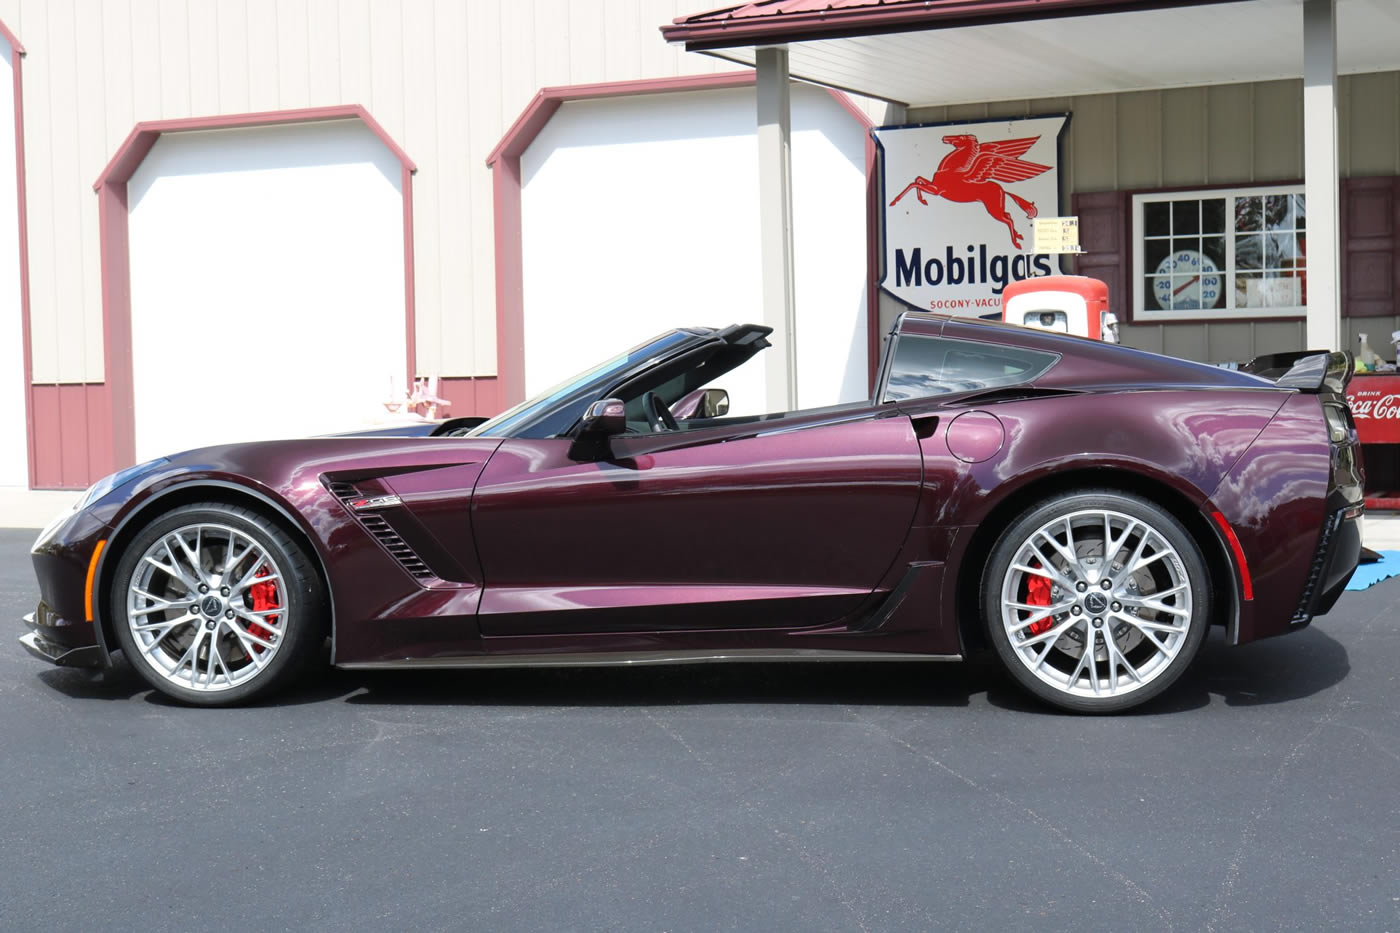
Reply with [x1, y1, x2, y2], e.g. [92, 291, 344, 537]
[982, 490, 1210, 713]
[110, 502, 326, 706]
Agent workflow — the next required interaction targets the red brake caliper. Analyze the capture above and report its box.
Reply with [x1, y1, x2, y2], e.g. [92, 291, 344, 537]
[1024, 562, 1054, 636]
[246, 567, 280, 652]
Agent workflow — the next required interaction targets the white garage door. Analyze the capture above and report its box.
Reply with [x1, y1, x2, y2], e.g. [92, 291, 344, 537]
[127, 120, 407, 462]
[0, 43, 26, 487]
[519, 85, 870, 415]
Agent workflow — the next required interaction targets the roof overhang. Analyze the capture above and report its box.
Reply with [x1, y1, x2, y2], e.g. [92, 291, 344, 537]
[664, 0, 1400, 107]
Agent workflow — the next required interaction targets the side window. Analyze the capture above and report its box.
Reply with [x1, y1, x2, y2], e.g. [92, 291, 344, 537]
[883, 335, 1058, 403]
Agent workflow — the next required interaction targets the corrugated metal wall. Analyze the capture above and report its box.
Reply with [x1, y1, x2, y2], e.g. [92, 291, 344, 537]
[0, 0, 730, 385]
[906, 71, 1400, 363]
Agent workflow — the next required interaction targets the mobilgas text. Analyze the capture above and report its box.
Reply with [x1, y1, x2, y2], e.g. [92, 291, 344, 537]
[895, 245, 1053, 296]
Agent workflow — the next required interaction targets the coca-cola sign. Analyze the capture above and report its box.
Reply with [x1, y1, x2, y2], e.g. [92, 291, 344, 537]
[1351, 393, 1400, 420]
[1346, 377, 1400, 444]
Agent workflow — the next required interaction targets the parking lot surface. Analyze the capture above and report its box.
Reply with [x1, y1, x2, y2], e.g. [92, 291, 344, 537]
[2, 527, 1398, 932]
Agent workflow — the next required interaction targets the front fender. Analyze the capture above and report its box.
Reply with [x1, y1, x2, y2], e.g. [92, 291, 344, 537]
[88, 472, 337, 667]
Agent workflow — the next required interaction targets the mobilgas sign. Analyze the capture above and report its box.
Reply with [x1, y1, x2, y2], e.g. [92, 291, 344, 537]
[876, 114, 1068, 314]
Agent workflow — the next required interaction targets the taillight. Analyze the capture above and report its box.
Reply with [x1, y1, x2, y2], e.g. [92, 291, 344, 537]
[1323, 402, 1351, 444]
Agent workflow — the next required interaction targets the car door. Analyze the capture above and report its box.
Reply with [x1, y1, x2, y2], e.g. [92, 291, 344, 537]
[470, 409, 923, 636]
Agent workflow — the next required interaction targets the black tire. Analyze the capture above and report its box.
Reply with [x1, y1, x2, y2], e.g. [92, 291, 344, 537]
[110, 501, 327, 706]
[981, 489, 1210, 714]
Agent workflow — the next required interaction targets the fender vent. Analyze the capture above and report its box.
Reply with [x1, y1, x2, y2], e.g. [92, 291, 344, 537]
[324, 479, 436, 581]
[356, 514, 435, 580]
[326, 481, 359, 499]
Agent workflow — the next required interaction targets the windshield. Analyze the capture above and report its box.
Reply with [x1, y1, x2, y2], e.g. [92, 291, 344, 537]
[467, 330, 694, 438]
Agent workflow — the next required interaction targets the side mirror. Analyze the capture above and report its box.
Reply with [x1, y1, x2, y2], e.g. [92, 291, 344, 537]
[569, 397, 626, 460]
[581, 397, 626, 436]
[673, 387, 732, 421]
[700, 388, 729, 418]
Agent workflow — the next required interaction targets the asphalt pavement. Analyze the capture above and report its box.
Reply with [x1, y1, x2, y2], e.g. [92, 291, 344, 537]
[2, 526, 1398, 932]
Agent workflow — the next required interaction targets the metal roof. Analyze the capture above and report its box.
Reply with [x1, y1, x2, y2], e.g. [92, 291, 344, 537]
[662, 0, 1240, 50]
[663, 0, 1400, 108]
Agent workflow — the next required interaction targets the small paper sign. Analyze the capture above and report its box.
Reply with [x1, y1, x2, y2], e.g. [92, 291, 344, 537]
[1033, 216, 1081, 254]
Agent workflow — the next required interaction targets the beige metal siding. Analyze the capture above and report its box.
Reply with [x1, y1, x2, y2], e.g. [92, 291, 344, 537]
[5, 0, 1396, 382]
[2, 0, 729, 384]
[907, 73, 1398, 362]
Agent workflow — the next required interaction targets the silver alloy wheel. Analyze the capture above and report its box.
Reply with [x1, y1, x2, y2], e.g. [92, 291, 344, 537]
[125, 522, 287, 693]
[998, 508, 1193, 700]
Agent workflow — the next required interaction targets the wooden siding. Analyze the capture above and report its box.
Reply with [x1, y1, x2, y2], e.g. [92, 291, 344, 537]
[907, 73, 1400, 363]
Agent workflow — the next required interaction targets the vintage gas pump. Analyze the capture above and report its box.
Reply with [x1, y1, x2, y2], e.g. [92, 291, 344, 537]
[1001, 275, 1119, 343]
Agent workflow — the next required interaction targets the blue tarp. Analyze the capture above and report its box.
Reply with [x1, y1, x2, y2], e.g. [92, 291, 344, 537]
[1346, 550, 1400, 590]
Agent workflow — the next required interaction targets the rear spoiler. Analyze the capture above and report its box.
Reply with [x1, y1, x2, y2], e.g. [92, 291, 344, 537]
[1240, 350, 1353, 394]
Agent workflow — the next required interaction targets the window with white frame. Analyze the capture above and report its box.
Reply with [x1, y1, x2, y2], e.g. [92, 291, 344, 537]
[1132, 186, 1306, 321]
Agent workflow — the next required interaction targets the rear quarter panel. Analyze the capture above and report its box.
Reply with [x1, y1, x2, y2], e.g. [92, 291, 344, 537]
[1210, 392, 1331, 642]
[915, 389, 1290, 528]
[892, 388, 1293, 651]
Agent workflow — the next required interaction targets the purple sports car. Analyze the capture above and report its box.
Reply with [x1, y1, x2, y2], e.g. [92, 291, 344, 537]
[23, 313, 1363, 712]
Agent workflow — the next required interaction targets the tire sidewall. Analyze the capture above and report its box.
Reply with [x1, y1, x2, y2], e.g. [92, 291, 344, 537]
[110, 503, 322, 706]
[981, 490, 1211, 714]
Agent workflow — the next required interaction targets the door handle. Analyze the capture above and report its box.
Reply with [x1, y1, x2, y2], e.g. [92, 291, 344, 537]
[908, 413, 939, 440]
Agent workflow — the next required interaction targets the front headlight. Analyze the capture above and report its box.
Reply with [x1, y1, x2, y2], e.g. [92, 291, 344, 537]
[72, 457, 170, 513]
[34, 453, 172, 549]
[32, 508, 70, 551]
[34, 458, 170, 551]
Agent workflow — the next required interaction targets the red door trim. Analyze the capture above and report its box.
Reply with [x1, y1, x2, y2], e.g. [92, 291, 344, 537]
[1, 21, 34, 486]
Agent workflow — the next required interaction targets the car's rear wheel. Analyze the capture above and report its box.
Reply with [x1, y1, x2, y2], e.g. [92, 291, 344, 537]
[110, 502, 326, 706]
[982, 490, 1210, 713]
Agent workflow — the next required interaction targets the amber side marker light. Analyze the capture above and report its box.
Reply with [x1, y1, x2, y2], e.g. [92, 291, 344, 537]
[1209, 512, 1253, 601]
[84, 539, 107, 621]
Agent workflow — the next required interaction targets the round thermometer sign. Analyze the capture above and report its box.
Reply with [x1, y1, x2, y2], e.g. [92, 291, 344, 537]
[1153, 250, 1221, 310]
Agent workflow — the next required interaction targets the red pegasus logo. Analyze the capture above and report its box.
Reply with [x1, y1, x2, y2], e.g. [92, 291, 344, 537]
[890, 134, 1051, 249]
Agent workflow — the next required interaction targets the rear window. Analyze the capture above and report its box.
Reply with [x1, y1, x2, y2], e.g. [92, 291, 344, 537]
[883, 335, 1058, 403]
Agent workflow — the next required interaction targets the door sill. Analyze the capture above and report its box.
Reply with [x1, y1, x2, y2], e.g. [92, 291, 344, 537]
[337, 647, 962, 671]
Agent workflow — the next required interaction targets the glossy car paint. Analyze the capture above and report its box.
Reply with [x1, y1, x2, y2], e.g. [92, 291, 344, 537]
[24, 312, 1361, 676]
[471, 412, 921, 639]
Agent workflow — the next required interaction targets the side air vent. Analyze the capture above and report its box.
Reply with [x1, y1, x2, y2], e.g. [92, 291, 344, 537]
[357, 514, 435, 579]
[324, 478, 437, 581]
[326, 480, 359, 499]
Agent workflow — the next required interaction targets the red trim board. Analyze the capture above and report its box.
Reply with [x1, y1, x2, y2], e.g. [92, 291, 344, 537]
[1, 21, 36, 487]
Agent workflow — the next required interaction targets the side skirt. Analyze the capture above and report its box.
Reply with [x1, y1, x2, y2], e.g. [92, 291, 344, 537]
[337, 648, 963, 671]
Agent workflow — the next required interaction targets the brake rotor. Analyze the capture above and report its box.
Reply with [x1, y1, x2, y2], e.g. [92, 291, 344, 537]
[1027, 535, 1149, 662]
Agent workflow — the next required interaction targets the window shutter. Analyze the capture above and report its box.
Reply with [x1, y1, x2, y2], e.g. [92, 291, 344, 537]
[1342, 176, 1400, 318]
[1071, 191, 1129, 319]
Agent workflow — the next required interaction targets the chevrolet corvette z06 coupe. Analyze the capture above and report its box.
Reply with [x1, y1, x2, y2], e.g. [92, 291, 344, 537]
[23, 312, 1362, 712]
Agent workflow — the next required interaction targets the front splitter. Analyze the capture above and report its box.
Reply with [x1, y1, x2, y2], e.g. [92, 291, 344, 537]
[18, 616, 105, 669]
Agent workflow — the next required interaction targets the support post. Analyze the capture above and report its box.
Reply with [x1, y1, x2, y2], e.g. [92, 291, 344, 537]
[1303, 0, 1341, 351]
[756, 47, 797, 411]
